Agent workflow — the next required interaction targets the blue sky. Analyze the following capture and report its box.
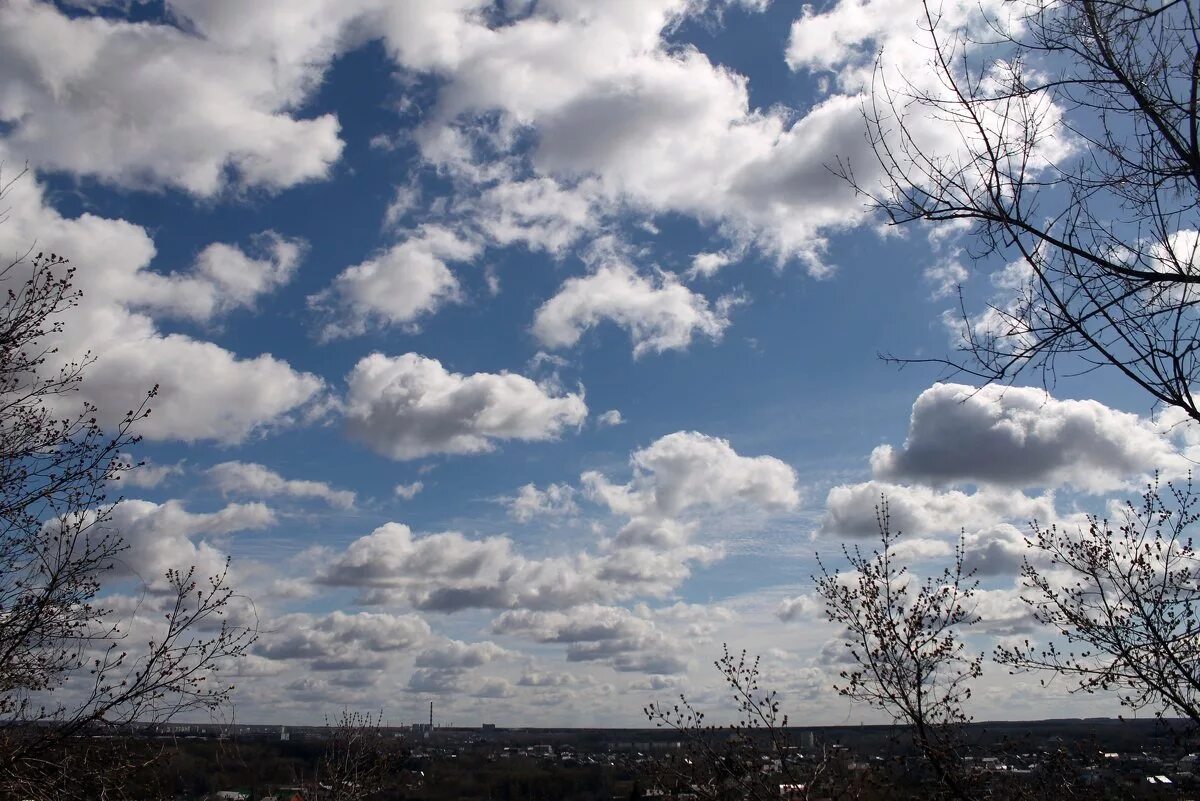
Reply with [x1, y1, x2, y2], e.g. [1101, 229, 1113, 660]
[0, 0, 1188, 726]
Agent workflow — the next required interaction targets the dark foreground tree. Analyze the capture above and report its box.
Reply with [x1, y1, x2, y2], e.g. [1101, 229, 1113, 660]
[645, 646, 867, 801]
[841, 0, 1200, 422]
[657, 3, 1200, 794]
[814, 501, 982, 801]
[998, 475, 1200, 725]
[0, 246, 254, 801]
[301, 710, 394, 801]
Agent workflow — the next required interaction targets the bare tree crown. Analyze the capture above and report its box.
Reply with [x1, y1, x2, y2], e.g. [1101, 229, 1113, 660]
[842, 0, 1200, 421]
[0, 242, 255, 800]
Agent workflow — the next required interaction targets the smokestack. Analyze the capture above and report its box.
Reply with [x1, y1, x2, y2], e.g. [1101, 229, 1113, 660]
[430, 701, 433, 730]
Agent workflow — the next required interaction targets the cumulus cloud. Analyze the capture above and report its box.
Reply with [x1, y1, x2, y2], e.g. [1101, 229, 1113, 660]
[304, 431, 799, 681]
[318, 523, 517, 597]
[344, 353, 588, 460]
[871, 383, 1185, 492]
[123, 232, 305, 323]
[508, 482, 578, 522]
[0, 163, 324, 443]
[972, 586, 1040, 635]
[311, 227, 479, 340]
[533, 262, 738, 357]
[819, 481, 1063, 578]
[407, 667, 465, 694]
[518, 671, 585, 688]
[584, 431, 800, 519]
[630, 675, 682, 691]
[962, 524, 1032, 578]
[116, 457, 184, 489]
[257, 611, 431, 666]
[316, 522, 624, 612]
[597, 409, 625, 427]
[413, 1, 875, 273]
[814, 381, 1182, 587]
[207, 461, 356, 509]
[923, 252, 969, 299]
[414, 640, 512, 669]
[821, 480, 1055, 539]
[687, 251, 735, 279]
[5, 0, 1032, 282]
[474, 677, 517, 698]
[467, 177, 600, 255]
[491, 605, 688, 674]
[394, 481, 425, 500]
[0, 0, 343, 195]
[106, 498, 275, 582]
[777, 594, 822, 623]
[576, 431, 801, 596]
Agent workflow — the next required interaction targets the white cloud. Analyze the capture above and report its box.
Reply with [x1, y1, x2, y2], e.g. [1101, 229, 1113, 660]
[394, 481, 425, 500]
[871, 383, 1186, 492]
[2, 0, 1036, 281]
[257, 611, 432, 667]
[687, 250, 735, 279]
[311, 226, 479, 340]
[597, 409, 625, 427]
[316, 427, 801, 612]
[414, 2, 866, 273]
[317, 523, 519, 604]
[0, 0, 343, 195]
[821, 480, 1055, 539]
[491, 605, 688, 674]
[0, 163, 325, 444]
[116, 456, 184, 489]
[113, 232, 305, 323]
[107, 498, 275, 583]
[93, 340, 325, 444]
[787, 0, 1010, 91]
[189, 234, 304, 312]
[776, 594, 822, 623]
[923, 252, 969, 299]
[972, 585, 1040, 635]
[819, 479, 1069, 579]
[517, 671, 586, 688]
[344, 352, 588, 460]
[207, 461, 356, 509]
[584, 431, 800, 519]
[533, 262, 738, 357]
[962, 524, 1032, 578]
[581, 431, 801, 599]
[383, 182, 422, 227]
[414, 640, 512, 669]
[508, 482, 578, 522]
[316, 522, 622, 612]
[474, 677, 517, 698]
[467, 177, 599, 255]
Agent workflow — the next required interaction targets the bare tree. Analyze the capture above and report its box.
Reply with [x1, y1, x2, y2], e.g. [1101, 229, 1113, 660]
[644, 646, 861, 801]
[303, 711, 394, 801]
[814, 501, 982, 801]
[839, 0, 1200, 422]
[0, 246, 255, 800]
[997, 474, 1200, 725]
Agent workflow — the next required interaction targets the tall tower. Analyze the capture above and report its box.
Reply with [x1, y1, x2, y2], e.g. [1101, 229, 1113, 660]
[429, 701, 433, 730]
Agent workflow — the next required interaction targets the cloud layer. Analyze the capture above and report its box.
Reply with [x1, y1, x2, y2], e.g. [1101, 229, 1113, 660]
[871, 383, 1184, 492]
[344, 353, 588, 460]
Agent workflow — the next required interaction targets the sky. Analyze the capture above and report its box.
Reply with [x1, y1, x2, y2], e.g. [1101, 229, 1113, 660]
[0, 0, 1191, 727]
